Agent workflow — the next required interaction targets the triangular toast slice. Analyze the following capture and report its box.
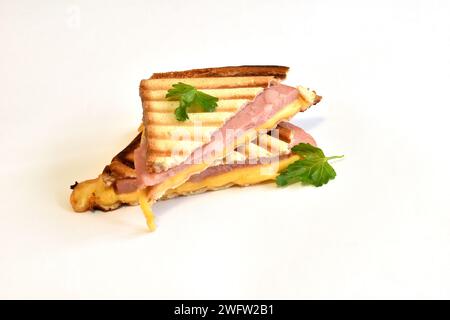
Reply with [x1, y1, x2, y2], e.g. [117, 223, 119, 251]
[140, 65, 290, 173]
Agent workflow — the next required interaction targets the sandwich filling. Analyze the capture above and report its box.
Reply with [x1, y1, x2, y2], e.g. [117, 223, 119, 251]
[69, 122, 317, 213]
[116, 123, 314, 194]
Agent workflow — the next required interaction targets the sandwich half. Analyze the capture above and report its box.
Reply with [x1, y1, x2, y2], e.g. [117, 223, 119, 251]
[136, 66, 320, 229]
[70, 122, 316, 212]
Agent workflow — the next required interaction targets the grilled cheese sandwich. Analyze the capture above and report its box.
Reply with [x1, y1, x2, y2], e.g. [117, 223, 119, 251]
[70, 65, 323, 231]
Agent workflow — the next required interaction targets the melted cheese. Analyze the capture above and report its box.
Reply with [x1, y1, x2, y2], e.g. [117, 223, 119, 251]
[70, 155, 299, 213]
[166, 155, 299, 196]
[139, 190, 156, 231]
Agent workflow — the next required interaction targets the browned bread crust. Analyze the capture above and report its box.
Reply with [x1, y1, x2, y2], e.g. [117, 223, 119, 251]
[149, 65, 289, 80]
[102, 132, 141, 184]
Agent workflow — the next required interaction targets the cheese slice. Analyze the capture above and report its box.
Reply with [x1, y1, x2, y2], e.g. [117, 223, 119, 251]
[70, 154, 299, 213]
[139, 191, 156, 231]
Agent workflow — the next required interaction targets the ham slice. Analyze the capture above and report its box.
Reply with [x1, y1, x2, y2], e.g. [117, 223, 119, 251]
[187, 126, 316, 184]
[116, 122, 315, 194]
[278, 122, 316, 147]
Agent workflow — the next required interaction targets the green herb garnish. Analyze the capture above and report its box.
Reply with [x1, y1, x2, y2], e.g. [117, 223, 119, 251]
[165, 82, 218, 121]
[276, 143, 343, 187]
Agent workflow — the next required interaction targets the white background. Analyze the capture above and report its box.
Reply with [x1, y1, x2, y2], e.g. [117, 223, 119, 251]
[1, 0, 449, 299]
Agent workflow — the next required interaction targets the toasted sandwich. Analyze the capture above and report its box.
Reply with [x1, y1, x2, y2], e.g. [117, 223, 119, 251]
[70, 122, 316, 212]
[136, 66, 320, 229]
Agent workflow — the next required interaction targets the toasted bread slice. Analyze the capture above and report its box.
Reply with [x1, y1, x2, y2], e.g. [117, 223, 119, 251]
[70, 122, 316, 212]
[140, 66, 290, 173]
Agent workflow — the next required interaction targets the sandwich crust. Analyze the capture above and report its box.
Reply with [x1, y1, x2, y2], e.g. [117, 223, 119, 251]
[149, 65, 289, 80]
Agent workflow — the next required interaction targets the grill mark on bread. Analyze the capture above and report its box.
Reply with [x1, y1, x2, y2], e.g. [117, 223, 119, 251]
[146, 124, 217, 142]
[143, 99, 248, 113]
[145, 111, 234, 126]
[144, 95, 257, 102]
[141, 76, 276, 90]
[146, 123, 220, 128]
[146, 119, 226, 127]
[140, 87, 264, 101]
[147, 139, 203, 152]
[146, 108, 238, 114]
[147, 132, 213, 142]
[147, 149, 192, 157]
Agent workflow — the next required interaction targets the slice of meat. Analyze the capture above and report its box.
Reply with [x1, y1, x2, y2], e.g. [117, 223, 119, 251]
[278, 121, 317, 147]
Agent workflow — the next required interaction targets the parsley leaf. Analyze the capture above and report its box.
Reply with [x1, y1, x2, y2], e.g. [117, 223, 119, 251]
[276, 143, 343, 187]
[165, 82, 218, 121]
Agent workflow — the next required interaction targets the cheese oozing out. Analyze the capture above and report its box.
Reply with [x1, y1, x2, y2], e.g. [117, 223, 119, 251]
[139, 190, 156, 231]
